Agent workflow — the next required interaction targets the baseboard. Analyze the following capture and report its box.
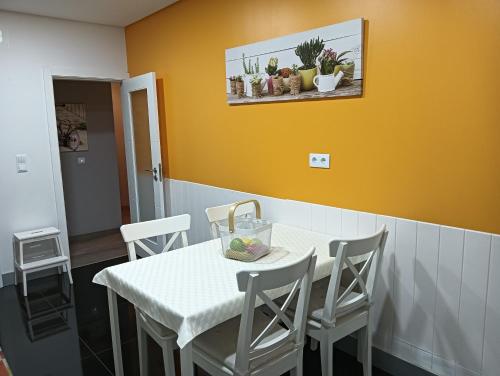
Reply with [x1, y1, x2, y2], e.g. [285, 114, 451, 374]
[335, 336, 435, 376]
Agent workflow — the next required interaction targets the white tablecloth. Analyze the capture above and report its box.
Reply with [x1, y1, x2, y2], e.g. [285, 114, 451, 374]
[93, 223, 344, 348]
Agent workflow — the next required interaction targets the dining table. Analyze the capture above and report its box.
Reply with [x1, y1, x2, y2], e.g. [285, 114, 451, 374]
[93, 223, 361, 376]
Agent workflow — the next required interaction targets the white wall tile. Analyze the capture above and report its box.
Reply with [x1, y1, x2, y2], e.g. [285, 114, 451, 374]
[281, 200, 311, 230]
[432, 354, 455, 376]
[456, 231, 491, 373]
[482, 235, 500, 376]
[373, 215, 396, 352]
[325, 206, 342, 236]
[393, 219, 417, 344]
[358, 212, 377, 236]
[433, 226, 464, 363]
[341, 209, 358, 237]
[311, 204, 327, 233]
[412, 222, 440, 353]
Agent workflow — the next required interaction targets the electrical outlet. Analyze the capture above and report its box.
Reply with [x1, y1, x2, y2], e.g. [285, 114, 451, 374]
[309, 153, 330, 169]
[16, 154, 28, 173]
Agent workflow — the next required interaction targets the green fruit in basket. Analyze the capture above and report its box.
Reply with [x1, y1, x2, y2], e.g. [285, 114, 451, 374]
[230, 238, 246, 252]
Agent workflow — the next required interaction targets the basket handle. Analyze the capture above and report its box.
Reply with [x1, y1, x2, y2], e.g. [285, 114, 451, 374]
[228, 200, 261, 233]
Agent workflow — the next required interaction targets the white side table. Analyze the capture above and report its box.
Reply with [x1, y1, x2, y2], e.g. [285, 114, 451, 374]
[13, 227, 73, 296]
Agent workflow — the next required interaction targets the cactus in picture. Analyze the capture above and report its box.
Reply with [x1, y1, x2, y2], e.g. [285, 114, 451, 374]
[265, 57, 279, 76]
[295, 37, 325, 70]
[242, 53, 260, 75]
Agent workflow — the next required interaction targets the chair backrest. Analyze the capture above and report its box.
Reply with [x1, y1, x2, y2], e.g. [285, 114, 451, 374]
[321, 226, 388, 327]
[120, 214, 191, 261]
[233, 248, 317, 374]
[205, 202, 256, 239]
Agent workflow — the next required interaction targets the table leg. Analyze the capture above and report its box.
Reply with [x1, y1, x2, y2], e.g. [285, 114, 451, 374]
[180, 341, 194, 376]
[107, 288, 124, 376]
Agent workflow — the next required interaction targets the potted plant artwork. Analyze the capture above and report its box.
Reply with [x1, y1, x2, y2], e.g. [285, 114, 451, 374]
[242, 53, 261, 96]
[289, 64, 301, 95]
[313, 49, 348, 92]
[265, 57, 278, 95]
[278, 67, 293, 93]
[228, 76, 237, 95]
[295, 37, 324, 91]
[235, 75, 245, 98]
[334, 59, 355, 86]
[250, 75, 263, 98]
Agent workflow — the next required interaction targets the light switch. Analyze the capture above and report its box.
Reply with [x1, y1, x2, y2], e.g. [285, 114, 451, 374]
[77, 157, 86, 165]
[16, 154, 28, 173]
[309, 153, 330, 169]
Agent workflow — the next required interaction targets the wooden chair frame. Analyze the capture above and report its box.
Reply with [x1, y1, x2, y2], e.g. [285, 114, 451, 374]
[192, 248, 317, 376]
[120, 214, 190, 261]
[307, 226, 388, 376]
[120, 214, 191, 376]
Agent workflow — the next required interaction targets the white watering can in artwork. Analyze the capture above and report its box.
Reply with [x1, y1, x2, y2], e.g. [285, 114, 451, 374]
[313, 70, 344, 93]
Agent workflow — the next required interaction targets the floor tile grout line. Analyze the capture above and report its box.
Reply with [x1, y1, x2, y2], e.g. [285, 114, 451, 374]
[79, 337, 114, 376]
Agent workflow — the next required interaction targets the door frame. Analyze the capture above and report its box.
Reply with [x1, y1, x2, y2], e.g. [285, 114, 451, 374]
[43, 67, 129, 267]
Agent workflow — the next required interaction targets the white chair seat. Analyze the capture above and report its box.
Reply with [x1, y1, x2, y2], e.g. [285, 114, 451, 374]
[193, 309, 296, 373]
[136, 308, 177, 339]
[307, 278, 368, 322]
[280, 277, 368, 324]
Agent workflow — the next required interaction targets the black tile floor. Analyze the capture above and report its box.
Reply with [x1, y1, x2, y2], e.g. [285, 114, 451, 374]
[0, 257, 391, 376]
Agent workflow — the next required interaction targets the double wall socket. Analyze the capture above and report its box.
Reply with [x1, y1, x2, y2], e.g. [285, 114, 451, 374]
[309, 153, 330, 169]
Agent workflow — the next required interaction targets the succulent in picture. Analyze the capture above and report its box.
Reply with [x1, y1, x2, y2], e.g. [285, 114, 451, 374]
[278, 67, 293, 78]
[242, 53, 260, 75]
[291, 64, 299, 76]
[295, 37, 324, 70]
[265, 57, 279, 76]
[228, 76, 237, 81]
[235, 75, 244, 82]
[250, 74, 262, 85]
[319, 49, 351, 74]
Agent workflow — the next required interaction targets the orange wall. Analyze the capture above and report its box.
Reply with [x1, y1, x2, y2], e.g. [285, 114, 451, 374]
[125, 0, 500, 234]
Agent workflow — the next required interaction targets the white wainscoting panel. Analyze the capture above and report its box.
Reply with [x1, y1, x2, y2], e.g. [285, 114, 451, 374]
[482, 235, 500, 376]
[165, 179, 498, 375]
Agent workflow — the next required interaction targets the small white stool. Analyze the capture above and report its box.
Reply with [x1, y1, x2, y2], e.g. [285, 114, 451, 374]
[13, 227, 73, 296]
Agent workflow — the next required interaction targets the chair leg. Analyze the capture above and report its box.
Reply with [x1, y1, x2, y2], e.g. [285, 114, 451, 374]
[357, 328, 366, 363]
[137, 320, 149, 376]
[65, 263, 74, 284]
[320, 335, 333, 376]
[296, 348, 303, 376]
[161, 341, 176, 376]
[363, 324, 372, 376]
[310, 338, 319, 351]
[22, 272, 28, 296]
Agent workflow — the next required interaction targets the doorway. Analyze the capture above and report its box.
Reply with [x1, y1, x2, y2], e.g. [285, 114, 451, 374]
[53, 79, 129, 267]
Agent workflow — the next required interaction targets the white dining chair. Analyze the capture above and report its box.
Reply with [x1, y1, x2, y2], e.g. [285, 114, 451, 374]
[287, 226, 388, 376]
[205, 202, 256, 239]
[189, 248, 317, 376]
[120, 214, 191, 376]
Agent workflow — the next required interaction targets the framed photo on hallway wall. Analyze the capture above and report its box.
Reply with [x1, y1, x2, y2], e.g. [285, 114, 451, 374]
[56, 103, 88, 152]
[225, 18, 364, 105]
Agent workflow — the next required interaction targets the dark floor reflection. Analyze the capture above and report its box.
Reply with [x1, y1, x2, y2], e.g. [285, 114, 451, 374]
[0, 256, 391, 376]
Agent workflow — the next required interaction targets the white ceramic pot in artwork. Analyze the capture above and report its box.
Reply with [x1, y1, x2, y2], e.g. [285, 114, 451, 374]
[313, 71, 344, 93]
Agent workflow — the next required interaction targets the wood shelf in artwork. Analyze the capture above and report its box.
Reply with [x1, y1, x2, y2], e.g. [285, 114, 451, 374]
[227, 80, 362, 105]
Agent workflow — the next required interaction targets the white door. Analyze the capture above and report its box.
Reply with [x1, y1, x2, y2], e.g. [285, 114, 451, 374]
[121, 72, 166, 253]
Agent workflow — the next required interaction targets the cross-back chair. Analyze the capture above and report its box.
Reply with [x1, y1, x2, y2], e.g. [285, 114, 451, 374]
[120, 214, 191, 376]
[121, 214, 190, 261]
[302, 226, 388, 376]
[190, 248, 317, 376]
